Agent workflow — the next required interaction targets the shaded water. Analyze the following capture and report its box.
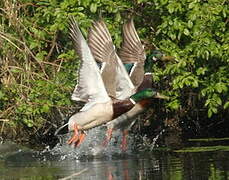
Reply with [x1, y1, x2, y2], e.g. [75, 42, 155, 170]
[1, 129, 229, 180]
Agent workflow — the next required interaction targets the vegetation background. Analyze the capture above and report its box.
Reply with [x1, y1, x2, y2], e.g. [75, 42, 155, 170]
[0, 0, 228, 147]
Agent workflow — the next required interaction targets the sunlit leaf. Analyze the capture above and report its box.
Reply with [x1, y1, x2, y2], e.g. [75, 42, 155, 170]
[90, 3, 97, 13]
[224, 102, 229, 109]
[184, 28, 190, 36]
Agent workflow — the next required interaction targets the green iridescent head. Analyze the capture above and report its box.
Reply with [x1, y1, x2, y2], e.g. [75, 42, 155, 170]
[130, 88, 169, 102]
[147, 50, 163, 61]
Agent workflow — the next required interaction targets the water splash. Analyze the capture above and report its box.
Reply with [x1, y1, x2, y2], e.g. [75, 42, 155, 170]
[42, 127, 165, 160]
[150, 129, 165, 151]
[49, 126, 134, 160]
[132, 128, 165, 152]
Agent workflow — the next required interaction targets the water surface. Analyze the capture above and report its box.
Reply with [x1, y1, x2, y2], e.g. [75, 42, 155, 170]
[1, 130, 229, 180]
[1, 145, 229, 179]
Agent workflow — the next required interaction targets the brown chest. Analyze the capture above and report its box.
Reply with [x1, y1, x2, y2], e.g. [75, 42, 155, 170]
[112, 99, 135, 119]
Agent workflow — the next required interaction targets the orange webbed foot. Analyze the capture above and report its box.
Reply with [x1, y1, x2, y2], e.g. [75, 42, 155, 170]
[102, 128, 113, 147]
[67, 124, 79, 145]
[67, 124, 86, 147]
[75, 132, 86, 147]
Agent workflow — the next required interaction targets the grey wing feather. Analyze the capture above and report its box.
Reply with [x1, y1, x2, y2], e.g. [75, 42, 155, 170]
[69, 17, 110, 105]
[119, 19, 146, 63]
[119, 19, 146, 88]
[88, 20, 115, 63]
[88, 20, 135, 99]
[88, 20, 117, 98]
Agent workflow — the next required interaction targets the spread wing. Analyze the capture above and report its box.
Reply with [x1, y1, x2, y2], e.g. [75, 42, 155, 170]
[118, 19, 146, 63]
[69, 17, 110, 109]
[118, 19, 146, 88]
[88, 20, 117, 98]
[88, 20, 135, 99]
[88, 20, 115, 63]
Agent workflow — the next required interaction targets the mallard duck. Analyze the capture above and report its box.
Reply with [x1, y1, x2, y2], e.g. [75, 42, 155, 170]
[115, 20, 173, 150]
[87, 19, 169, 150]
[61, 17, 166, 147]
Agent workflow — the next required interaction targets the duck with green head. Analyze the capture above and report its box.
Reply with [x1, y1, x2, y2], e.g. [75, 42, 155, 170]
[57, 17, 167, 147]
[87, 18, 169, 150]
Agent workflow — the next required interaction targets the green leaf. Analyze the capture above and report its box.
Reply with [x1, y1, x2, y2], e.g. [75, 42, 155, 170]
[167, 99, 180, 110]
[215, 83, 223, 93]
[188, 2, 196, 9]
[42, 104, 50, 113]
[90, 3, 97, 13]
[205, 50, 209, 60]
[187, 20, 193, 28]
[215, 83, 228, 93]
[222, 8, 227, 18]
[208, 109, 213, 118]
[216, 97, 222, 106]
[224, 102, 229, 109]
[167, 4, 174, 13]
[115, 12, 121, 22]
[196, 67, 207, 75]
[211, 94, 221, 106]
[184, 28, 190, 36]
[0, 91, 5, 99]
[211, 107, 217, 114]
[192, 79, 198, 87]
[204, 99, 210, 107]
[23, 119, 34, 128]
[36, 51, 48, 61]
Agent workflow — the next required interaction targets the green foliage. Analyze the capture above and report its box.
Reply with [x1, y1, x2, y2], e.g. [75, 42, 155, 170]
[0, 0, 133, 137]
[151, 0, 229, 117]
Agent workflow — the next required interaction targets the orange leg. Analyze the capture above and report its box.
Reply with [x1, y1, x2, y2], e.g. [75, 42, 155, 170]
[75, 132, 86, 147]
[108, 172, 113, 180]
[124, 169, 130, 180]
[102, 128, 113, 146]
[67, 124, 79, 145]
[120, 130, 128, 151]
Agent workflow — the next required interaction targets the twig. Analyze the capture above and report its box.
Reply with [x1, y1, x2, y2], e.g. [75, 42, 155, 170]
[0, 32, 23, 52]
[0, 31, 49, 78]
[0, 119, 9, 122]
[59, 168, 88, 180]
[41, 61, 63, 67]
[18, 2, 39, 8]
[1, 121, 5, 134]
[46, 32, 57, 61]
[57, 58, 64, 72]
[23, 42, 49, 78]
[0, 106, 14, 118]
